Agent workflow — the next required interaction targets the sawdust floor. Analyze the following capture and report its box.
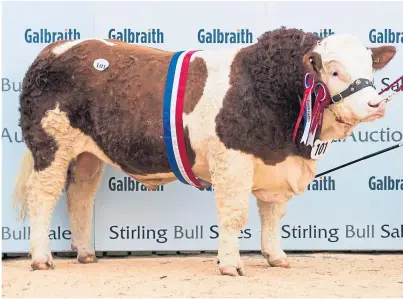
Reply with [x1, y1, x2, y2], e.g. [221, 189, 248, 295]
[2, 253, 403, 298]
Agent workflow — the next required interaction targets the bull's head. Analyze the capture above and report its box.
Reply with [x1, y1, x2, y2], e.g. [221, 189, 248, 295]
[303, 34, 396, 140]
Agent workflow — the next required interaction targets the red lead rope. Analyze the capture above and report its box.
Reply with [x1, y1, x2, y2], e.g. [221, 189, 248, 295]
[378, 74, 403, 95]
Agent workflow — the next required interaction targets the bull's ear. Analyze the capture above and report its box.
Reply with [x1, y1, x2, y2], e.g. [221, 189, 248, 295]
[369, 46, 396, 70]
[303, 52, 322, 77]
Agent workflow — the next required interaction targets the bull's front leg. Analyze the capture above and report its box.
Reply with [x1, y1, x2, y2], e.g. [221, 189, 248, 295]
[208, 148, 254, 277]
[255, 192, 291, 268]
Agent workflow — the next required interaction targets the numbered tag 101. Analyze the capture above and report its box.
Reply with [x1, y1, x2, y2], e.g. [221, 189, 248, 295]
[311, 139, 331, 160]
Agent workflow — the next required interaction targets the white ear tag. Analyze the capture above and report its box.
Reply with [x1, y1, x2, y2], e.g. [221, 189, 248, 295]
[311, 139, 331, 159]
[93, 58, 109, 71]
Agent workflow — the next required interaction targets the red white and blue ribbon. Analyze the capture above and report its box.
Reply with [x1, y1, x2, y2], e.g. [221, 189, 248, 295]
[293, 73, 314, 144]
[163, 50, 210, 189]
[307, 82, 330, 146]
[293, 73, 330, 146]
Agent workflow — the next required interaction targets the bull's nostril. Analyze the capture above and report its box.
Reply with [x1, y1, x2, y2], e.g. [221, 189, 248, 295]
[368, 100, 387, 112]
[368, 98, 386, 108]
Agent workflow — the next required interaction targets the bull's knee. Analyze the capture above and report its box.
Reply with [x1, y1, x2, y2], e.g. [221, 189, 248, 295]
[221, 210, 248, 231]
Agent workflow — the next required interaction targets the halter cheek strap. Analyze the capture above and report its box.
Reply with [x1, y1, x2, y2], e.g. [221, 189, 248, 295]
[331, 78, 375, 104]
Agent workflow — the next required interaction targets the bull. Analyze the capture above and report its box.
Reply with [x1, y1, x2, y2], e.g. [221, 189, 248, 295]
[12, 28, 396, 276]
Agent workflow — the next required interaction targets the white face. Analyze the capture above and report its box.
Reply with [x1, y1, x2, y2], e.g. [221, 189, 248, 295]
[310, 34, 396, 140]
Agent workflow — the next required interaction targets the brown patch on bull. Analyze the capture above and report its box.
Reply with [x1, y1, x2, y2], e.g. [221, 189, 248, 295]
[215, 28, 320, 165]
[73, 152, 101, 181]
[184, 126, 195, 166]
[19, 39, 202, 175]
[302, 52, 322, 80]
[19, 52, 61, 171]
[369, 46, 397, 70]
[184, 57, 207, 114]
[65, 152, 102, 190]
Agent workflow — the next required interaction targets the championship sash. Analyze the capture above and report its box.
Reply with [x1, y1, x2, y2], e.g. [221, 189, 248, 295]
[162, 50, 210, 189]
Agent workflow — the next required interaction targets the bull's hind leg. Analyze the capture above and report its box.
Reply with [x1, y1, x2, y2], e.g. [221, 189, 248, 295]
[28, 149, 72, 270]
[27, 105, 81, 270]
[66, 152, 105, 264]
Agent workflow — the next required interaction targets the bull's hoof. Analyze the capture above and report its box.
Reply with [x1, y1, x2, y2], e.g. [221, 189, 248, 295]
[78, 254, 98, 264]
[268, 258, 290, 268]
[219, 265, 245, 276]
[31, 260, 54, 271]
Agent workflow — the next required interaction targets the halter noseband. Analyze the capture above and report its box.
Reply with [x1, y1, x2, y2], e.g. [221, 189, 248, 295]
[331, 78, 375, 104]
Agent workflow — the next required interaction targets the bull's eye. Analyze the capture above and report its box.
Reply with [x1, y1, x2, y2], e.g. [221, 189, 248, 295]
[332, 71, 339, 77]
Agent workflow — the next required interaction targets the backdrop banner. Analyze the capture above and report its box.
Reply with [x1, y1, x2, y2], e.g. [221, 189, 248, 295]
[2, 1, 403, 253]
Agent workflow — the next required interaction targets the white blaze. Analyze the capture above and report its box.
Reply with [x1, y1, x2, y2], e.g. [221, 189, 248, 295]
[52, 39, 115, 55]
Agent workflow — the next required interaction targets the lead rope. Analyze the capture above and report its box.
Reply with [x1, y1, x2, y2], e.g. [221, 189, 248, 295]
[378, 74, 403, 95]
[376, 74, 403, 105]
[315, 74, 403, 177]
[315, 142, 403, 178]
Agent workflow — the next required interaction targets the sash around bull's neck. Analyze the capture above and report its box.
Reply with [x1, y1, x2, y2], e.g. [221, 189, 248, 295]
[162, 50, 211, 189]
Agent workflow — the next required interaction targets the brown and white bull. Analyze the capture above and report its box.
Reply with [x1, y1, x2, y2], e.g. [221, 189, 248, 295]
[13, 28, 396, 276]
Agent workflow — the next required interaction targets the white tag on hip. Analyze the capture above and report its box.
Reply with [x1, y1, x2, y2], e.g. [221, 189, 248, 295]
[93, 58, 109, 71]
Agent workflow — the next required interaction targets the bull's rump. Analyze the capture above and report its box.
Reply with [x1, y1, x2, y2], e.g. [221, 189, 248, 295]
[19, 39, 205, 177]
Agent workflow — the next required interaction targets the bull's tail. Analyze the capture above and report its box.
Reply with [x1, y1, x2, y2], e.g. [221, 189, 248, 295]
[12, 148, 35, 221]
